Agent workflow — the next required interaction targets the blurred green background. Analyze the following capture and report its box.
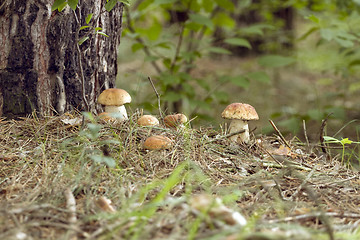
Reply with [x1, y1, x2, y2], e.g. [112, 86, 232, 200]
[116, 0, 360, 144]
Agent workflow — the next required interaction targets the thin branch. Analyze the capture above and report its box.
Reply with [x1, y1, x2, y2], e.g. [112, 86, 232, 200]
[148, 77, 163, 119]
[319, 113, 332, 156]
[203, 129, 245, 144]
[302, 120, 310, 149]
[73, 10, 90, 112]
[170, 23, 185, 73]
[265, 211, 360, 224]
[269, 119, 291, 148]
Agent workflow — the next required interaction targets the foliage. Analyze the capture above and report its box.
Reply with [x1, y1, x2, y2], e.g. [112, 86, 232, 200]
[270, 0, 360, 134]
[52, 0, 130, 12]
[122, 0, 295, 120]
[324, 135, 360, 164]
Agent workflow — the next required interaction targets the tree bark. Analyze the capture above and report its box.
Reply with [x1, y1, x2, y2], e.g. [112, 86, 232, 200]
[0, 0, 123, 118]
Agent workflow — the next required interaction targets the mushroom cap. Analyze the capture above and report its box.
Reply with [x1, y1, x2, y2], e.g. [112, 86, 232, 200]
[163, 113, 188, 128]
[98, 88, 131, 106]
[143, 135, 172, 150]
[98, 112, 116, 122]
[221, 103, 259, 121]
[137, 115, 159, 126]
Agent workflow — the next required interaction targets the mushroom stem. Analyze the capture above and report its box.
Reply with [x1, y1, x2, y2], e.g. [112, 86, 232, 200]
[104, 105, 128, 120]
[228, 119, 249, 143]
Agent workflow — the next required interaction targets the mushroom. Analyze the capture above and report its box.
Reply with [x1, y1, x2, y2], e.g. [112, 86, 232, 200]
[143, 135, 172, 150]
[137, 115, 159, 127]
[221, 103, 259, 143]
[98, 112, 116, 122]
[163, 113, 188, 129]
[97, 88, 131, 120]
[190, 194, 247, 226]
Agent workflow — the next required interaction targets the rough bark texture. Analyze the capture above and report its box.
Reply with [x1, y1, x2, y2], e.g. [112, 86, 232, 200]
[0, 0, 123, 117]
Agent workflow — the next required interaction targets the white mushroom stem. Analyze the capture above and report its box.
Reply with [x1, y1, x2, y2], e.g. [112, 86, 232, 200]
[228, 119, 249, 143]
[104, 105, 128, 120]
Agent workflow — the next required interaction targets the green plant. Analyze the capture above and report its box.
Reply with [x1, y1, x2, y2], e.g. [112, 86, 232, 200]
[122, 0, 297, 123]
[79, 112, 117, 168]
[323, 136, 360, 163]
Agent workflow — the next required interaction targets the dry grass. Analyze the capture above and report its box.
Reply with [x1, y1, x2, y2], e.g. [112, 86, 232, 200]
[1, 111, 360, 240]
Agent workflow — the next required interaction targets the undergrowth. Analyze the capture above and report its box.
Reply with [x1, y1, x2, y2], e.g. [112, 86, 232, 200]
[1, 112, 360, 239]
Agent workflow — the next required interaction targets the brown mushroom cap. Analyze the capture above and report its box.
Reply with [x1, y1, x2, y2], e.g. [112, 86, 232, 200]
[221, 103, 259, 121]
[98, 112, 116, 122]
[137, 115, 159, 126]
[98, 88, 131, 106]
[163, 113, 188, 128]
[143, 135, 172, 150]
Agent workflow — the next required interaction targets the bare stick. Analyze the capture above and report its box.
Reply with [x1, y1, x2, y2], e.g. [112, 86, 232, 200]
[266, 211, 360, 224]
[148, 77, 163, 119]
[204, 129, 245, 144]
[269, 119, 291, 148]
[319, 113, 332, 156]
[302, 120, 310, 149]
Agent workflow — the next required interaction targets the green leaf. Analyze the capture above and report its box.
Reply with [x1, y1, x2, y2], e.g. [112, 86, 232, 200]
[162, 91, 182, 102]
[224, 38, 251, 49]
[51, 0, 67, 11]
[214, 0, 234, 10]
[307, 109, 323, 121]
[202, 0, 215, 12]
[213, 91, 229, 103]
[105, 0, 118, 11]
[349, 81, 360, 93]
[139, 19, 162, 41]
[79, 25, 90, 30]
[229, 75, 250, 88]
[297, 27, 319, 41]
[334, 37, 354, 48]
[97, 32, 109, 37]
[131, 42, 144, 52]
[306, 14, 320, 24]
[207, 47, 231, 55]
[118, 0, 131, 6]
[138, 0, 154, 11]
[153, 0, 177, 5]
[341, 138, 353, 145]
[189, 13, 213, 30]
[213, 12, 235, 29]
[320, 28, 335, 41]
[258, 55, 296, 68]
[90, 155, 116, 168]
[95, 27, 103, 31]
[85, 13, 93, 24]
[246, 71, 270, 83]
[67, 0, 78, 10]
[78, 36, 89, 45]
[323, 136, 340, 143]
[154, 41, 172, 49]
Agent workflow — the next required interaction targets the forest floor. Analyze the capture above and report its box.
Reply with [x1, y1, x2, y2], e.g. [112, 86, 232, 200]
[1, 112, 360, 240]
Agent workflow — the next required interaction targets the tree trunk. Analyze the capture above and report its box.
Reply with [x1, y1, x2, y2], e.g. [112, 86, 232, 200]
[0, 0, 123, 118]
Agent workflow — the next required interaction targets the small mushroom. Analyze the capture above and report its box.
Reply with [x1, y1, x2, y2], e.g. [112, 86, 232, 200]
[137, 115, 159, 127]
[97, 88, 131, 120]
[98, 112, 116, 122]
[143, 135, 172, 150]
[163, 113, 188, 129]
[221, 103, 259, 143]
[190, 194, 247, 226]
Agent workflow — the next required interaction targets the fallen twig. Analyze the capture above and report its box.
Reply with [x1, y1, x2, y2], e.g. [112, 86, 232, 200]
[265, 211, 360, 224]
[268, 120, 291, 149]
